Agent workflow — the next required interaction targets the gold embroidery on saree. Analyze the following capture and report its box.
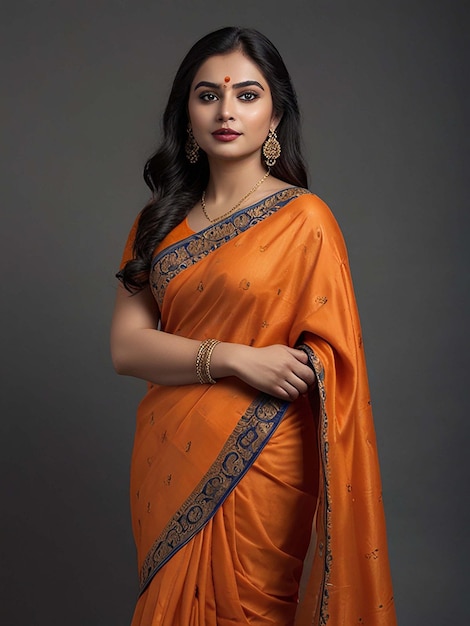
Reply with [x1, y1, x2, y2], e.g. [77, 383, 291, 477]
[138, 393, 289, 594]
[298, 344, 331, 625]
[150, 188, 310, 308]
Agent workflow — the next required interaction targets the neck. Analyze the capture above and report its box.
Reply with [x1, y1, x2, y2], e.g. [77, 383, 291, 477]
[204, 156, 268, 205]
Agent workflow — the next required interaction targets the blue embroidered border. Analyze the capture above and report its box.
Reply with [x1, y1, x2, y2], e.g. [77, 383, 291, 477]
[298, 343, 331, 625]
[150, 187, 310, 308]
[139, 393, 289, 594]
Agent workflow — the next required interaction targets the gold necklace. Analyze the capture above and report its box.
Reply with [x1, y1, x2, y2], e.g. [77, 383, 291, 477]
[201, 169, 271, 224]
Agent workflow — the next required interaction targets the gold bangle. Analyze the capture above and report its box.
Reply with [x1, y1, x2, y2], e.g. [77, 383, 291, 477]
[195, 339, 211, 384]
[195, 339, 220, 384]
[204, 339, 220, 384]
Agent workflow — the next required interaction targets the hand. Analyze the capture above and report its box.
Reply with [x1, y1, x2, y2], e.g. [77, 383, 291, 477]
[215, 343, 316, 401]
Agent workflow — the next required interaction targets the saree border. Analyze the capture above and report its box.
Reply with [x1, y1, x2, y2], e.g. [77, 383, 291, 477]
[139, 393, 290, 595]
[298, 343, 331, 625]
[150, 187, 310, 308]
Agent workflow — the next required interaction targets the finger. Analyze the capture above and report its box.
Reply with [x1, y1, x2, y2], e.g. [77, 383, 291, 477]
[271, 385, 294, 401]
[288, 348, 308, 363]
[279, 379, 303, 401]
[287, 374, 309, 395]
[304, 368, 316, 386]
[291, 363, 316, 386]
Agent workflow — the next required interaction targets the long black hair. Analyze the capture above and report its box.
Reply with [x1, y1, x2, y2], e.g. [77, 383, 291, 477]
[118, 27, 308, 292]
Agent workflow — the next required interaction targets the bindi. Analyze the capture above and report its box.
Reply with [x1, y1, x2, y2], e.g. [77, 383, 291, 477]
[223, 76, 230, 87]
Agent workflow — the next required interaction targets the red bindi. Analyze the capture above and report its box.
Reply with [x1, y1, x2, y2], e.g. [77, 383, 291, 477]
[224, 76, 231, 83]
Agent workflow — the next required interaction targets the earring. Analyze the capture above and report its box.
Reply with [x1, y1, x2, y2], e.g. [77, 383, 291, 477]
[263, 128, 281, 167]
[185, 125, 200, 163]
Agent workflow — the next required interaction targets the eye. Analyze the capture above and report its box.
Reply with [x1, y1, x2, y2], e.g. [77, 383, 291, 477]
[199, 92, 219, 102]
[238, 91, 259, 101]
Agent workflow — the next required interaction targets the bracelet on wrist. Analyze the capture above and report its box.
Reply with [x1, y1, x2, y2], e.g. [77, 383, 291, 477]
[195, 339, 220, 384]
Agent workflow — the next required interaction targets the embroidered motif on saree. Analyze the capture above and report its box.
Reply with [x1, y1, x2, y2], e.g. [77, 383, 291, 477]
[119, 191, 397, 625]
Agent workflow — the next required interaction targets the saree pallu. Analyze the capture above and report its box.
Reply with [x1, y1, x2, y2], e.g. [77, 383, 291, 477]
[120, 189, 397, 625]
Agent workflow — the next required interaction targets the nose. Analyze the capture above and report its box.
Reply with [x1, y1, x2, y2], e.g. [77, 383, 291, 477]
[216, 95, 235, 122]
[216, 110, 235, 122]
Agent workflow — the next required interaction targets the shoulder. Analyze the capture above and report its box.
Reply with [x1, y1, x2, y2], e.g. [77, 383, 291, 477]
[286, 191, 348, 262]
[288, 191, 337, 222]
[288, 192, 343, 235]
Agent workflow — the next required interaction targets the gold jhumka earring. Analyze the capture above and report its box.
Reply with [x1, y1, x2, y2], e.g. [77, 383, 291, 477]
[185, 125, 200, 163]
[262, 128, 281, 167]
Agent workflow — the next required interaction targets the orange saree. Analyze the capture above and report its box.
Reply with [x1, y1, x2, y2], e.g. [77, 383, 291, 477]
[119, 189, 397, 625]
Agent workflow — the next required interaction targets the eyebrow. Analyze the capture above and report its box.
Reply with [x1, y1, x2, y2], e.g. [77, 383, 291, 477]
[193, 80, 265, 91]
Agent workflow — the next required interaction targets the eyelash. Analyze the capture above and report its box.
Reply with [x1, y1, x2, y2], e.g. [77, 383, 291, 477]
[199, 93, 218, 102]
[199, 91, 259, 102]
[239, 91, 258, 101]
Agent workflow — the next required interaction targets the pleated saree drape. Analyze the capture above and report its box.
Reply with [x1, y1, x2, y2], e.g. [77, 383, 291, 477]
[119, 189, 397, 625]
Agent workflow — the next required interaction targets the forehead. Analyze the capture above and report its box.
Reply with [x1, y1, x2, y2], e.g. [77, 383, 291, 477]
[191, 50, 267, 85]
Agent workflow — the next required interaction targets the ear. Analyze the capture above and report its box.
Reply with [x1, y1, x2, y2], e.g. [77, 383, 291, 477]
[270, 111, 282, 130]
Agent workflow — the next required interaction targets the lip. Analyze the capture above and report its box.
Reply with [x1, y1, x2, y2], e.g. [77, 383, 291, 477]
[212, 128, 241, 141]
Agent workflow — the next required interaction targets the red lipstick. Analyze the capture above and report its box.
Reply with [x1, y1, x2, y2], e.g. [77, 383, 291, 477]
[212, 128, 241, 142]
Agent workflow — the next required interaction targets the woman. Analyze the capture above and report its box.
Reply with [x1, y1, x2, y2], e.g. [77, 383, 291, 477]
[111, 27, 396, 626]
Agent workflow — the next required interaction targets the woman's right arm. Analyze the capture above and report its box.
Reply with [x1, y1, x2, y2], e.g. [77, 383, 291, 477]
[111, 283, 203, 385]
[111, 284, 315, 400]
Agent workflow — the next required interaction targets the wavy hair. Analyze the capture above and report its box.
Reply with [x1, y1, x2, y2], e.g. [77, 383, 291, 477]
[118, 27, 308, 292]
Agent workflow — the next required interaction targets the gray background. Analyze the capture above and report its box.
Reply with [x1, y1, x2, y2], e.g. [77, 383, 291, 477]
[1, 1, 468, 624]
